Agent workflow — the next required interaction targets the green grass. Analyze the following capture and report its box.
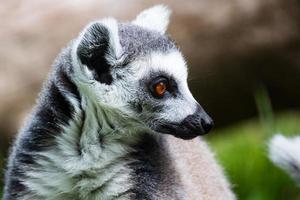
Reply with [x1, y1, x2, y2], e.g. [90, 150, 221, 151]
[207, 111, 300, 200]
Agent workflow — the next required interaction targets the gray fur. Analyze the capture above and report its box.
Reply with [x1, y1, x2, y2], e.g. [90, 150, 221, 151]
[118, 23, 176, 62]
[3, 5, 215, 200]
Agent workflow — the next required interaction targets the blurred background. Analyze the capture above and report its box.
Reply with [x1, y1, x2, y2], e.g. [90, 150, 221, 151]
[1, 0, 300, 199]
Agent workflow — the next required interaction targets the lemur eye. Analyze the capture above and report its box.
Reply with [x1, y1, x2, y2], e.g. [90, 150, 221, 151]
[149, 77, 169, 98]
[155, 82, 167, 96]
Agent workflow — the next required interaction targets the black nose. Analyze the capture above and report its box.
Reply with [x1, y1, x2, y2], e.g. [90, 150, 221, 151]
[201, 117, 214, 134]
[181, 109, 214, 135]
[157, 107, 214, 140]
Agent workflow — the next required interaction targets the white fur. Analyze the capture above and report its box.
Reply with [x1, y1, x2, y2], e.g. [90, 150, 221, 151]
[164, 135, 236, 200]
[132, 50, 198, 122]
[268, 134, 300, 185]
[72, 18, 123, 77]
[71, 18, 133, 111]
[23, 88, 150, 199]
[99, 18, 125, 65]
[133, 5, 171, 34]
[35, 31, 199, 199]
[6, 5, 236, 199]
[101, 18, 123, 59]
[72, 13, 197, 124]
[23, 33, 153, 198]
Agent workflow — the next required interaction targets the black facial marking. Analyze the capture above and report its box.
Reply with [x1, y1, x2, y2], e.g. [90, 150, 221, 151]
[148, 76, 169, 99]
[146, 73, 179, 100]
[154, 106, 214, 140]
[77, 23, 113, 85]
[168, 78, 179, 95]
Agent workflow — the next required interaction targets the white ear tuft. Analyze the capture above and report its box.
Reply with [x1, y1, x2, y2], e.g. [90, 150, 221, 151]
[98, 18, 123, 59]
[132, 5, 171, 34]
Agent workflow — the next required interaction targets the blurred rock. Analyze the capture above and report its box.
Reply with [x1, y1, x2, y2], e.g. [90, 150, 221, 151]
[1, 0, 300, 146]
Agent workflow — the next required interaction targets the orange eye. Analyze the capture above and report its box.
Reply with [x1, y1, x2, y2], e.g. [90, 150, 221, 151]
[149, 76, 169, 98]
[155, 82, 167, 97]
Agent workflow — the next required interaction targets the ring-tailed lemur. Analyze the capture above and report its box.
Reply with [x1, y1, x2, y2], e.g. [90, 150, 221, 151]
[3, 5, 234, 200]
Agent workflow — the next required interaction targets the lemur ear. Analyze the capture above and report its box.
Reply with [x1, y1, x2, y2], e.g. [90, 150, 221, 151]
[76, 18, 122, 85]
[132, 5, 171, 34]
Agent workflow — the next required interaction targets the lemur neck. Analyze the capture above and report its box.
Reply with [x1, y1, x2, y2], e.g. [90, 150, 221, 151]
[46, 95, 153, 198]
[62, 90, 189, 199]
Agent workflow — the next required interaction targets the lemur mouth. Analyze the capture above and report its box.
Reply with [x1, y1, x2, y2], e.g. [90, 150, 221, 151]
[155, 122, 211, 140]
[157, 125, 202, 140]
[154, 111, 214, 140]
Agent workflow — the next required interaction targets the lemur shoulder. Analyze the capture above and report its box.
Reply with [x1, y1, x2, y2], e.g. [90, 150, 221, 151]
[3, 5, 235, 200]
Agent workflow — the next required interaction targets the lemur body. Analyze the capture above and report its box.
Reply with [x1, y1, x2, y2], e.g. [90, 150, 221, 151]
[4, 6, 235, 200]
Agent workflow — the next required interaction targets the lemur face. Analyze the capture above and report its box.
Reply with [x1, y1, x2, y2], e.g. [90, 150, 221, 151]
[73, 5, 213, 139]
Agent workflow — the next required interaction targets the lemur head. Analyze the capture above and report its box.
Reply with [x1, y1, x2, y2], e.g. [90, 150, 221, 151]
[71, 5, 213, 139]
